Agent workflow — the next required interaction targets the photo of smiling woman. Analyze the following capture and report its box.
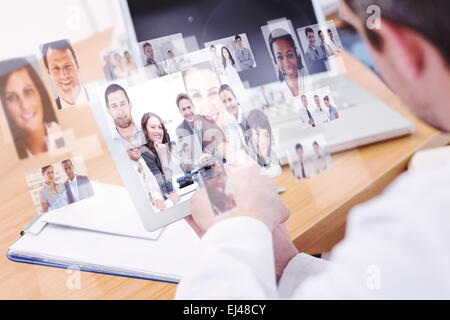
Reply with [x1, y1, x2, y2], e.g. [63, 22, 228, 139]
[39, 164, 68, 213]
[268, 28, 308, 102]
[0, 57, 59, 159]
[244, 109, 281, 177]
[141, 112, 180, 205]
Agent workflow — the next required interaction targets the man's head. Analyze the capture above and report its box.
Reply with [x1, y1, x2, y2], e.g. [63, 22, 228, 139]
[127, 144, 142, 162]
[323, 96, 331, 108]
[105, 84, 133, 129]
[295, 143, 304, 162]
[143, 42, 154, 60]
[314, 95, 321, 108]
[341, 0, 450, 132]
[235, 35, 243, 49]
[313, 141, 321, 157]
[61, 159, 75, 180]
[176, 93, 196, 126]
[42, 39, 81, 99]
[318, 30, 326, 44]
[301, 94, 308, 108]
[305, 27, 316, 47]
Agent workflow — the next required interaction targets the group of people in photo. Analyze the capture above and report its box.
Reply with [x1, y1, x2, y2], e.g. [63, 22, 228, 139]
[102, 50, 138, 81]
[104, 60, 281, 211]
[141, 41, 183, 77]
[299, 93, 339, 128]
[39, 159, 94, 213]
[289, 139, 333, 183]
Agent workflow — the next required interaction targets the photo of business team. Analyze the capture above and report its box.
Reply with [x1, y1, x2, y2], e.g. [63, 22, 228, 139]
[102, 58, 281, 211]
[24, 157, 94, 214]
[40, 39, 88, 109]
[139, 34, 188, 79]
[297, 21, 344, 74]
[0, 56, 63, 159]
[298, 88, 340, 129]
[287, 136, 333, 183]
[101, 49, 138, 81]
[205, 33, 256, 74]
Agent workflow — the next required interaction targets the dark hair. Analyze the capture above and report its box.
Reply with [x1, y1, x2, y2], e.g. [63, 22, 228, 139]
[323, 95, 330, 101]
[143, 42, 151, 50]
[235, 35, 242, 41]
[124, 50, 130, 56]
[313, 141, 319, 147]
[301, 94, 307, 99]
[268, 28, 304, 81]
[141, 112, 171, 157]
[104, 83, 130, 107]
[0, 57, 58, 159]
[221, 46, 235, 69]
[314, 95, 319, 99]
[175, 93, 192, 109]
[295, 143, 303, 151]
[344, 0, 450, 66]
[305, 27, 314, 36]
[41, 165, 53, 175]
[245, 109, 272, 161]
[61, 159, 73, 167]
[42, 39, 78, 70]
[219, 84, 236, 98]
[210, 45, 216, 50]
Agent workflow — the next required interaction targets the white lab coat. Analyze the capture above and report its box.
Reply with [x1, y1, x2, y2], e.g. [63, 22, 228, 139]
[176, 163, 450, 299]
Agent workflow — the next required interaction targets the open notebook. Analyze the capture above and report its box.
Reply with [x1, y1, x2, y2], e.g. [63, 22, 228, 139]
[7, 182, 201, 283]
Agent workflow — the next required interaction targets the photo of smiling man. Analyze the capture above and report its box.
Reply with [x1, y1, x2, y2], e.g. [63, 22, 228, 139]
[41, 39, 88, 109]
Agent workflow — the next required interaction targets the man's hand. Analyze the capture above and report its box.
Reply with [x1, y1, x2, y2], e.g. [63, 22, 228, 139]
[168, 192, 180, 204]
[152, 199, 166, 211]
[190, 162, 289, 233]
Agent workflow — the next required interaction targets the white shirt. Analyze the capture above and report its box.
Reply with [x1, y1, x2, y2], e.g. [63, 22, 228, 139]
[132, 157, 163, 202]
[176, 163, 450, 299]
[298, 106, 314, 129]
[59, 87, 88, 109]
[312, 152, 333, 175]
[313, 107, 330, 125]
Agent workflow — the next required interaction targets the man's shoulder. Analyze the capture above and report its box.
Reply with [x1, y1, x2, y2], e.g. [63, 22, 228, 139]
[352, 164, 450, 224]
[76, 175, 89, 182]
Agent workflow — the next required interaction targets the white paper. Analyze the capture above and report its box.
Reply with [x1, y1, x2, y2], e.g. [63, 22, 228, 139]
[40, 182, 164, 240]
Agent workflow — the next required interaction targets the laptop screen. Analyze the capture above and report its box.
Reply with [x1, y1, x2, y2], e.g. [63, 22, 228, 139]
[126, 0, 318, 87]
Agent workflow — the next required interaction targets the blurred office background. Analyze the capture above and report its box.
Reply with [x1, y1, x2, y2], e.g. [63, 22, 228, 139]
[0, 0, 377, 74]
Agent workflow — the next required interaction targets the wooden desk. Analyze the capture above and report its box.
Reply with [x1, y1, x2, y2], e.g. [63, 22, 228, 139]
[1, 50, 449, 299]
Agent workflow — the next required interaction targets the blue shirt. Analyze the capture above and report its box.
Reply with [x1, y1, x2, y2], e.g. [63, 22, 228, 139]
[40, 182, 68, 211]
[329, 106, 338, 120]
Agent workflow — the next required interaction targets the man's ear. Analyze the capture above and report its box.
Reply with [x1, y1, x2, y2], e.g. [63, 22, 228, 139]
[374, 18, 426, 80]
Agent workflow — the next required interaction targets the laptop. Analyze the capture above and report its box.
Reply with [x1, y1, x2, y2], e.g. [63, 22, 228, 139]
[120, 0, 413, 157]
